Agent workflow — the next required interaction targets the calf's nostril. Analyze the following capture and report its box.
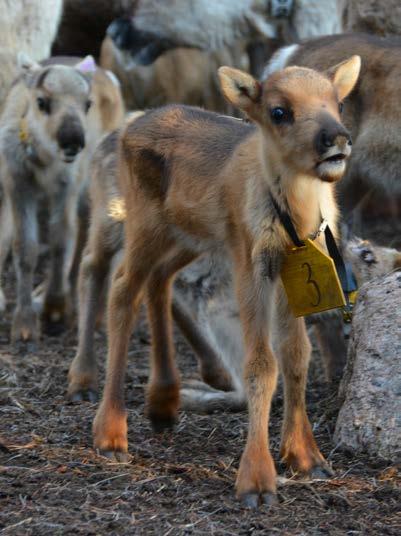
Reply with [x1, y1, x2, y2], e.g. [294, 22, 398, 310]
[64, 145, 79, 157]
[321, 132, 334, 148]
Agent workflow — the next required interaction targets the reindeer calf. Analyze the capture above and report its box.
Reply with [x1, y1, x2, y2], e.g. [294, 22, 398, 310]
[67, 117, 232, 402]
[92, 57, 360, 508]
[0, 55, 123, 342]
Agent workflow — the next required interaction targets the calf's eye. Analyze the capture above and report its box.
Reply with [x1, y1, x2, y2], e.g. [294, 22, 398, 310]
[37, 97, 51, 114]
[270, 106, 290, 124]
[339, 102, 344, 114]
[85, 99, 92, 113]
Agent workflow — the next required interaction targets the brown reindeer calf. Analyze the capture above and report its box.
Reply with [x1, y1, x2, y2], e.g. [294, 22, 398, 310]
[93, 57, 360, 508]
[67, 116, 231, 402]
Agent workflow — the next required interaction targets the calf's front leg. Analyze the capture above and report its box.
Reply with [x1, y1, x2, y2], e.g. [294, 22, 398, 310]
[234, 256, 279, 509]
[9, 189, 40, 342]
[42, 181, 78, 331]
[0, 193, 13, 313]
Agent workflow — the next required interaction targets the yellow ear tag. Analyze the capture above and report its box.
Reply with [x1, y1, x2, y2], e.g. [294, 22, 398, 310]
[280, 238, 346, 317]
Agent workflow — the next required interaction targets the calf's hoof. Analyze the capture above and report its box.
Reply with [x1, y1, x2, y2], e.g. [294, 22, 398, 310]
[67, 363, 98, 403]
[11, 307, 40, 343]
[146, 381, 180, 433]
[93, 402, 128, 458]
[42, 294, 72, 335]
[280, 426, 332, 478]
[239, 491, 278, 510]
[68, 387, 98, 403]
[236, 445, 277, 510]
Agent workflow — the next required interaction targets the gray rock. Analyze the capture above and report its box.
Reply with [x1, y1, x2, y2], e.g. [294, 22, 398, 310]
[335, 271, 401, 461]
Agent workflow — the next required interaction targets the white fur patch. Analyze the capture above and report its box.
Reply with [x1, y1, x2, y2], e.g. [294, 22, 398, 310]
[261, 43, 299, 80]
[105, 70, 121, 87]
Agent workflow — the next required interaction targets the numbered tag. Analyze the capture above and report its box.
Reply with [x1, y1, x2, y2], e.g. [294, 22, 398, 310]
[280, 239, 346, 317]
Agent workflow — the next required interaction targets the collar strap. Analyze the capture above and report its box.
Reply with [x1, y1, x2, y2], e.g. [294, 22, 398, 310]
[269, 192, 304, 247]
[269, 191, 358, 315]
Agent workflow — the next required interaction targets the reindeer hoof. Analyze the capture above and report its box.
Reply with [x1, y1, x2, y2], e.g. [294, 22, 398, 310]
[11, 307, 40, 343]
[309, 464, 334, 479]
[69, 388, 98, 403]
[146, 381, 180, 433]
[149, 414, 177, 434]
[239, 491, 277, 510]
[98, 449, 129, 463]
[42, 294, 72, 335]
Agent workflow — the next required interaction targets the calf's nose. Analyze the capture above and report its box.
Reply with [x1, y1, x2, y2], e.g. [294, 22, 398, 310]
[316, 125, 351, 155]
[56, 116, 85, 156]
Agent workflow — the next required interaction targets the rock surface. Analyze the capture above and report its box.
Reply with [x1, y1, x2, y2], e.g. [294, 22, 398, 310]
[335, 271, 401, 461]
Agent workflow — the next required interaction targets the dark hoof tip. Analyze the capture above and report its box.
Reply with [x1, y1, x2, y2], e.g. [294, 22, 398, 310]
[150, 415, 177, 434]
[98, 450, 129, 463]
[240, 493, 259, 510]
[43, 320, 66, 337]
[309, 465, 334, 479]
[15, 340, 38, 354]
[69, 389, 98, 403]
[261, 492, 278, 508]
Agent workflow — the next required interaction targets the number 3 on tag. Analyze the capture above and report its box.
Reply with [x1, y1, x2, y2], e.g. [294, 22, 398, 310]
[280, 238, 346, 317]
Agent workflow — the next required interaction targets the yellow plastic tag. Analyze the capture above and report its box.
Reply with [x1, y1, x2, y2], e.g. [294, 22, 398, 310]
[280, 238, 346, 317]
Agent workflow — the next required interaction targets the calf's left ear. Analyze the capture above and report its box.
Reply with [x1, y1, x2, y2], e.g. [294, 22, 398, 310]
[17, 52, 41, 87]
[218, 66, 261, 116]
[326, 55, 361, 101]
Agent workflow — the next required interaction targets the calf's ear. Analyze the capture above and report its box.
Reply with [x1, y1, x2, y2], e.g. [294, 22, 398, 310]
[326, 55, 361, 101]
[218, 66, 261, 117]
[17, 52, 41, 87]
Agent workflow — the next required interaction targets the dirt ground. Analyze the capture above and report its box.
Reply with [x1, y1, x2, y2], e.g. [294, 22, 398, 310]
[0, 221, 400, 536]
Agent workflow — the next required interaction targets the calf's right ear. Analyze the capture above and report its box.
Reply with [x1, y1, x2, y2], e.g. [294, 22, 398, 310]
[17, 52, 41, 87]
[218, 66, 261, 117]
[326, 55, 361, 101]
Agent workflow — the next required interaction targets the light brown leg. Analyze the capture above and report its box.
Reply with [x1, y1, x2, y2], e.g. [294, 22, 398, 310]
[67, 243, 113, 402]
[233, 256, 279, 509]
[145, 250, 197, 431]
[93, 232, 167, 460]
[276, 288, 332, 477]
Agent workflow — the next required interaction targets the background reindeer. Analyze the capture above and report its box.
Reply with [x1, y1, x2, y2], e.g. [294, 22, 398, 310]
[0, 55, 124, 342]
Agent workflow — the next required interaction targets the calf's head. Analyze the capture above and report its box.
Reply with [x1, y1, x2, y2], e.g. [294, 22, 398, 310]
[219, 56, 361, 183]
[19, 54, 92, 163]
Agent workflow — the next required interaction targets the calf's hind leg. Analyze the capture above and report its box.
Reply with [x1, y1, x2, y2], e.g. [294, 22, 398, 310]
[145, 250, 197, 431]
[93, 231, 174, 460]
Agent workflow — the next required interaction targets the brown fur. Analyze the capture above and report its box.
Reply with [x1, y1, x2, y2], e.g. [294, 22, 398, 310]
[92, 58, 360, 507]
[99, 35, 247, 113]
[67, 120, 232, 402]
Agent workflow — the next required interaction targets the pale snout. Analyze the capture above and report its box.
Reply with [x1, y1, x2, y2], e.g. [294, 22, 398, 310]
[56, 115, 86, 163]
[315, 121, 352, 182]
